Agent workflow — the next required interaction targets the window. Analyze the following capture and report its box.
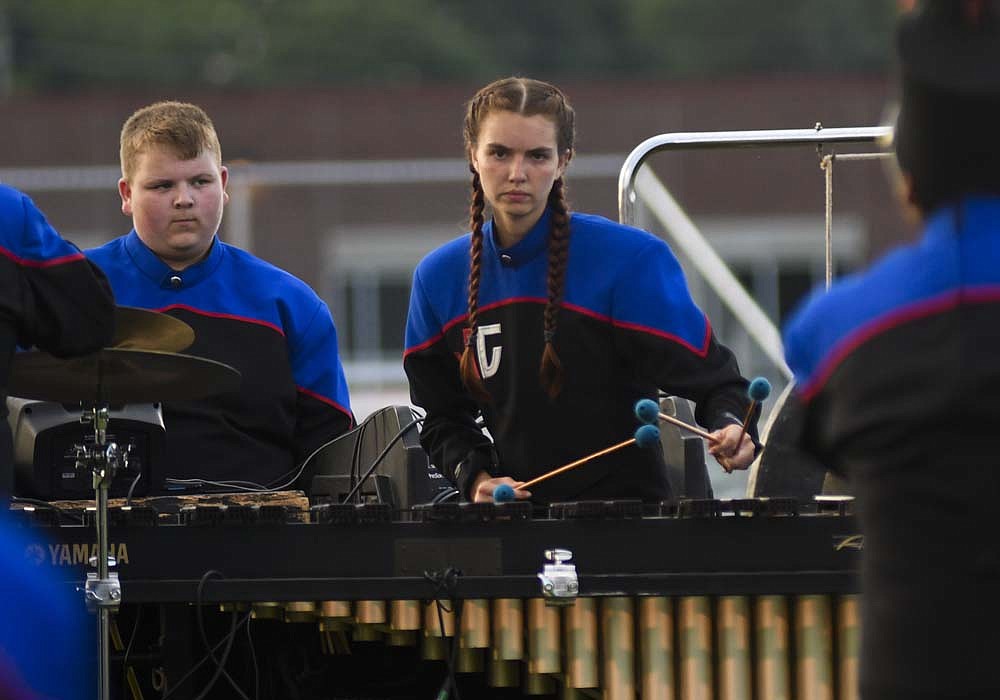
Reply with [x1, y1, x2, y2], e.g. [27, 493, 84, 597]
[322, 223, 463, 363]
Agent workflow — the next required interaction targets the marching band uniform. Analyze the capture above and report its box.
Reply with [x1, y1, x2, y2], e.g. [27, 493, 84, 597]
[784, 197, 1000, 698]
[87, 231, 353, 491]
[405, 208, 755, 502]
[784, 2, 1000, 696]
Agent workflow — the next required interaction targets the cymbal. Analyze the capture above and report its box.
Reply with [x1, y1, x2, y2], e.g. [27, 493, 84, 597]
[113, 306, 194, 353]
[9, 349, 241, 404]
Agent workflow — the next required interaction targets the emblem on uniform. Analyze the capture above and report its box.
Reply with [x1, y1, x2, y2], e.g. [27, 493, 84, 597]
[475, 323, 502, 379]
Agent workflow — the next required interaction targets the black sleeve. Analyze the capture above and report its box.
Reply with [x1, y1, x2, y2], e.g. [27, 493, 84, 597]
[403, 272, 496, 498]
[17, 259, 115, 357]
[293, 394, 355, 468]
[790, 386, 841, 475]
[622, 327, 757, 435]
[285, 299, 356, 466]
[404, 346, 497, 498]
[610, 239, 759, 443]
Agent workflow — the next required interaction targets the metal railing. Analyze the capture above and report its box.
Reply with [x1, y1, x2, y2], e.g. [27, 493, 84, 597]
[619, 126, 891, 223]
[617, 125, 893, 383]
[617, 126, 893, 498]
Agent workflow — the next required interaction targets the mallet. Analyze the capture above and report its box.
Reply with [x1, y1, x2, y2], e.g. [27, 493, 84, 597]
[493, 424, 661, 502]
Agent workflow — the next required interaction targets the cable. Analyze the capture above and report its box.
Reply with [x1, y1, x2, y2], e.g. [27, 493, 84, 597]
[430, 487, 460, 505]
[348, 416, 372, 502]
[190, 621, 245, 700]
[245, 613, 259, 700]
[121, 605, 143, 699]
[163, 478, 270, 493]
[438, 599, 464, 700]
[148, 570, 249, 700]
[269, 408, 382, 493]
[161, 409, 387, 495]
[423, 567, 463, 700]
[165, 478, 264, 488]
[9, 496, 85, 523]
[340, 416, 423, 504]
[160, 407, 427, 500]
[125, 471, 142, 507]
[192, 570, 249, 700]
[161, 612, 252, 699]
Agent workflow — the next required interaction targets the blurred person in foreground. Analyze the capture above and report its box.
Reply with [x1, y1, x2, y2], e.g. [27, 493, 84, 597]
[783, 1, 1000, 697]
[87, 102, 353, 495]
[404, 77, 758, 505]
[0, 185, 116, 495]
[0, 184, 114, 697]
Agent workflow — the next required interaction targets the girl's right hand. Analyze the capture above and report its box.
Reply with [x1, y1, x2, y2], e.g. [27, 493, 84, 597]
[469, 472, 532, 503]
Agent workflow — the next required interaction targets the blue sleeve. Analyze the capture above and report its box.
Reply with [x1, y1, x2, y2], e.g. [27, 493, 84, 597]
[783, 302, 819, 389]
[2, 187, 87, 263]
[0, 187, 114, 355]
[611, 238, 753, 433]
[404, 265, 445, 352]
[611, 239, 709, 353]
[288, 297, 354, 459]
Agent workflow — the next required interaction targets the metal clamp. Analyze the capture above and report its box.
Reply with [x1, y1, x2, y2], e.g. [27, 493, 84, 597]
[84, 571, 122, 611]
[538, 548, 578, 605]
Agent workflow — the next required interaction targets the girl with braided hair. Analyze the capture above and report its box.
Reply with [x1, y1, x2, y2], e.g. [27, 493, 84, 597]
[404, 77, 757, 504]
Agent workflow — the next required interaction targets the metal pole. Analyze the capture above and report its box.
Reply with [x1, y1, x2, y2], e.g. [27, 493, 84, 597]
[224, 168, 254, 252]
[96, 478, 111, 700]
[822, 154, 834, 289]
[84, 406, 121, 700]
[633, 168, 791, 378]
[618, 126, 892, 226]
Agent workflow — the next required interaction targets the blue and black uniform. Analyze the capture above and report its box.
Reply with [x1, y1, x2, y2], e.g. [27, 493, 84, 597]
[0, 185, 111, 696]
[87, 231, 353, 492]
[0, 185, 115, 491]
[405, 208, 755, 502]
[784, 196, 1000, 698]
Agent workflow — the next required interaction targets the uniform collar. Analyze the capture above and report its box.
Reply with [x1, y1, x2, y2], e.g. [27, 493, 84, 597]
[924, 195, 1000, 242]
[124, 230, 225, 290]
[484, 207, 553, 268]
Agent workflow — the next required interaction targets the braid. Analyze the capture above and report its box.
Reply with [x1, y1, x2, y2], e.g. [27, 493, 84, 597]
[462, 77, 577, 401]
[539, 177, 571, 399]
[459, 168, 492, 403]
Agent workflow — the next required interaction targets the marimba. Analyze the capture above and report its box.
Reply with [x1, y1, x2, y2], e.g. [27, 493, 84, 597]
[17, 496, 861, 699]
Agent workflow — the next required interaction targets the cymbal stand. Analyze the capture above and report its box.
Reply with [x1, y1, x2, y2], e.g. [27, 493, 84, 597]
[79, 405, 128, 700]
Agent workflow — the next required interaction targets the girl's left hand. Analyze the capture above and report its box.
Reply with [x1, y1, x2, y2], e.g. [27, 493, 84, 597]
[707, 423, 755, 473]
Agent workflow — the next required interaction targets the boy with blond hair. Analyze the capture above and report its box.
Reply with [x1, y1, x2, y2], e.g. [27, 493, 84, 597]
[87, 101, 352, 493]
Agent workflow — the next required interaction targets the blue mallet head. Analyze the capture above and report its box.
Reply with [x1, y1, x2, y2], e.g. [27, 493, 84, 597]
[748, 377, 772, 403]
[493, 483, 516, 503]
[634, 424, 661, 449]
[634, 398, 660, 425]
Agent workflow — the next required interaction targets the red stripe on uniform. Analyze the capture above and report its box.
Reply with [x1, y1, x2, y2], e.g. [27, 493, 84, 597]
[612, 317, 711, 357]
[297, 386, 353, 424]
[799, 288, 1000, 402]
[404, 296, 711, 357]
[154, 304, 285, 336]
[0, 245, 85, 268]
